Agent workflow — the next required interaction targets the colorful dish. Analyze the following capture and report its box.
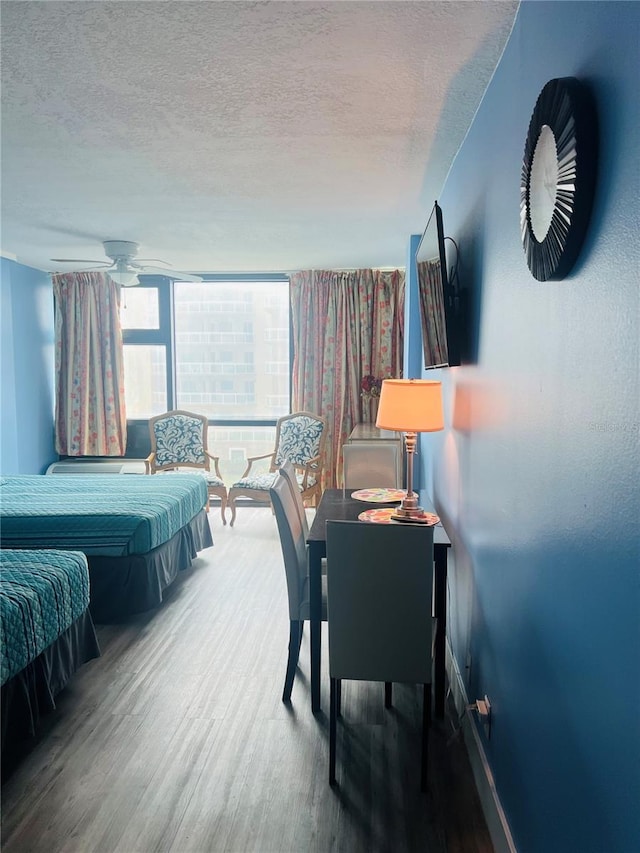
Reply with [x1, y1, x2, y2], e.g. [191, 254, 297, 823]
[351, 488, 406, 503]
[358, 507, 440, 526]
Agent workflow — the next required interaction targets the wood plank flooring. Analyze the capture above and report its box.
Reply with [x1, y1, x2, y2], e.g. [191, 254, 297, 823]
[1, 508, 493, 853]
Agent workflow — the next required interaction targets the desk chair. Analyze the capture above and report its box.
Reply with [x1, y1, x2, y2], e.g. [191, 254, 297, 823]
[342, 442, 401, 489]
[280, 461, 327, 585]
[270, 472, 327, 703]
[325, 520, 435, 790]
[279, 459, 309, 537]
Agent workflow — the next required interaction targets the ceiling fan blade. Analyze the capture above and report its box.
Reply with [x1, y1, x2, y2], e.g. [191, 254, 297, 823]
[51, 258, 111, 265]
[137, 265, 203, 282]
[173, 272, 204, 282]
[135, 258, 172, 266]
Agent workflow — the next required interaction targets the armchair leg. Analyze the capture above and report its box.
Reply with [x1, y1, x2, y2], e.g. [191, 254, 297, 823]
[384, 681, 392, 708]
[209, 490, 228, 525]
[228, 497, 237, 527]
[421, 682, 431, 792]
[330, 677, 338, 785]
[282, 621, 302, 702]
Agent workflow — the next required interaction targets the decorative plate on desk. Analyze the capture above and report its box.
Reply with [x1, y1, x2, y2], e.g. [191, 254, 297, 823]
[358, 507, 440, 525]
[351, 488, 406, 503]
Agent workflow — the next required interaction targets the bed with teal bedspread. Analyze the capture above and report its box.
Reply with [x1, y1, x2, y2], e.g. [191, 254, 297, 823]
[0, 474, 213, 622]
[0, 474, 208, 555]
[1, 549, 100, 768]
[1, 549, 94, 685]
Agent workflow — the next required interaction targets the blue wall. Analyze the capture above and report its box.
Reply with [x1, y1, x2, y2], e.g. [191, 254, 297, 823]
[409, 3, 640, 850]
[0, 258, 56, 473]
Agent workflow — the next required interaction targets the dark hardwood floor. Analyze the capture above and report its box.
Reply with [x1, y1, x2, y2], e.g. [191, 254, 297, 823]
[1, 508, 493, 853]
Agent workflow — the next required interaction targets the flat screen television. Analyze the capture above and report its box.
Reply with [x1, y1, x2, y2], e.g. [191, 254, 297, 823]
[415, 201, 460, 368]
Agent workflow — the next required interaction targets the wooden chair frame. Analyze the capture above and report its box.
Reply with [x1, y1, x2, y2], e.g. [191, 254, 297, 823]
[146, 409, 228, 524]
[228, 411, 326, 526]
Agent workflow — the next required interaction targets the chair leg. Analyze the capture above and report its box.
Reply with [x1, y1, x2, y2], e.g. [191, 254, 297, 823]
[282, 621, 302, 702]
[330, 677, 338, 785]
[421, 682, 431, 792]
[336, 678, 342, 718]
[384, 681, 392, 708]
[228, 496, 237, 526]
[209, 490, 228, 525]
[297, 621, 304, 654]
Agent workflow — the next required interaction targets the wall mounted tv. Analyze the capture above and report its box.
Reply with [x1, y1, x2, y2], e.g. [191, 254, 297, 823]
[415, 201, 461, 368]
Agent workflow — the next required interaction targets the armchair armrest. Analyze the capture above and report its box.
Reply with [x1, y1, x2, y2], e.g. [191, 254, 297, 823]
[144, 452, 156, 474]
[240, 451, 276, 479]
[297, 454, 322, 489]
[205, 450, 224, 480]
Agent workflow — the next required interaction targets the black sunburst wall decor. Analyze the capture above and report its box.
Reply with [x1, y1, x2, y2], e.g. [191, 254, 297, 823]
[520, 77, 598, 281]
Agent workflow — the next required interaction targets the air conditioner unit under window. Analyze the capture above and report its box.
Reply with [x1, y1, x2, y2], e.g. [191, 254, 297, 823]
[46, 460, 147, 475]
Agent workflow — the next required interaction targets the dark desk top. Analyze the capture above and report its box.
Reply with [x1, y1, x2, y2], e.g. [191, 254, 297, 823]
[308, 488, 451, 548]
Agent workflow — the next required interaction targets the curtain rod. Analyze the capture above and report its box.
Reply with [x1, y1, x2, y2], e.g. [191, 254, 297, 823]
[284, 266, 406, 274]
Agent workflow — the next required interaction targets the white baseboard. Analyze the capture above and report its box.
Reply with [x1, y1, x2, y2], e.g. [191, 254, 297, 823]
[446, 643, 517, 853]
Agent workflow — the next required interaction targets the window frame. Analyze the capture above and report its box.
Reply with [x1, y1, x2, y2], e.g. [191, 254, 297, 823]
[122, 273, 292, 428]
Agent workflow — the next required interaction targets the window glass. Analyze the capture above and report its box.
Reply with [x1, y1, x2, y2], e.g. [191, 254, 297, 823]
[208, 425, 276, 487]
[123, 345, 167, 417]
[174, 281, 290, 419]
[120, 287, 159, 329]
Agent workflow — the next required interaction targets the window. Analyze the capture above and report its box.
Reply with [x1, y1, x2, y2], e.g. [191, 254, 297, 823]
[120, 287, 159, 330]
[173, 279, 290, 420]
[121, 283, 172, 419]
[122, 276, 291, 479]
[122, 346, 167, 417]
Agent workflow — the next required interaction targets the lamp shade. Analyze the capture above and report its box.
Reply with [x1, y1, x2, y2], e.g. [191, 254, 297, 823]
[375, 379, 444, 432]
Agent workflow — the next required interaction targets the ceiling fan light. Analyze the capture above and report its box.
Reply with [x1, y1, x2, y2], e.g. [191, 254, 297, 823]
[109, 269, 139, 287]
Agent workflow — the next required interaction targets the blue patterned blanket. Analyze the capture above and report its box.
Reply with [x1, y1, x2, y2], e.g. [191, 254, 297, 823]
[1, 549, 91, 685]
[0, 474, 208, 556]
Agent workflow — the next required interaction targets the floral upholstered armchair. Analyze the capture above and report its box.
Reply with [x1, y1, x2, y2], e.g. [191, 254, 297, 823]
[227, 412, 326, 526]
[146, 410, 228, 524]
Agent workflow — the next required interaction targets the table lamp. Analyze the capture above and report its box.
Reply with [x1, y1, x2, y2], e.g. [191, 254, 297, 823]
[375, 378, 444, 522]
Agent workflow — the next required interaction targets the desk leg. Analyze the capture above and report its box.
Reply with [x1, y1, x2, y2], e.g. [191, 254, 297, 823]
[434, 544, 447, 719]
[309, 544, 322, 714]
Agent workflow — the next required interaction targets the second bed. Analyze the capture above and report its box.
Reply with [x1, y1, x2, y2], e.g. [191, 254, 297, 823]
[0, 473, 214, 622]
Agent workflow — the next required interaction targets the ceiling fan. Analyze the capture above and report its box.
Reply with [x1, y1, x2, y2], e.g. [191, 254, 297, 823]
[51, 240, 203, 286]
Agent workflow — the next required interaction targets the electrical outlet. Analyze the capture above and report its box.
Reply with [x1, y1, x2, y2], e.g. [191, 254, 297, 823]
[475, 695, 492, 739]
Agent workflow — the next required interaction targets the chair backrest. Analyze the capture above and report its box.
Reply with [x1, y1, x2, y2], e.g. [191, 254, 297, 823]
[342, 442, 402, 489]
[148, 410, 209, 470]
[279, 459, 309, 537]
[273, 412, 326, 469]
[326, 521, 434, 684]
[270, 472, 309, 620]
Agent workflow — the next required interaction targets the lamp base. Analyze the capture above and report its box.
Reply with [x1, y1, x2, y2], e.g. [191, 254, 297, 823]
[390, 507, 436, 524]
[391, 496, 435, 524]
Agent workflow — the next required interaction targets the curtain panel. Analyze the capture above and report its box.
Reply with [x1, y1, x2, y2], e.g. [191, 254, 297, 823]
[52, 272, 127, 456]
[290, 268, 404, 488]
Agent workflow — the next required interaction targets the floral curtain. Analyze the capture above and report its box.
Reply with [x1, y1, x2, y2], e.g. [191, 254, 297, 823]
[52, 271, 127, 456]
[290, 268, 404, 488]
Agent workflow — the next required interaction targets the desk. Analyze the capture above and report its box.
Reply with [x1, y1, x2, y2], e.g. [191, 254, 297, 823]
[307, 488, 451, 717]
[348, 423, 402, 443]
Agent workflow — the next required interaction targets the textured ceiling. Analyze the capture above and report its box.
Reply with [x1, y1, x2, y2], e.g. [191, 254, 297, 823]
[1, 1, 518, 274]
